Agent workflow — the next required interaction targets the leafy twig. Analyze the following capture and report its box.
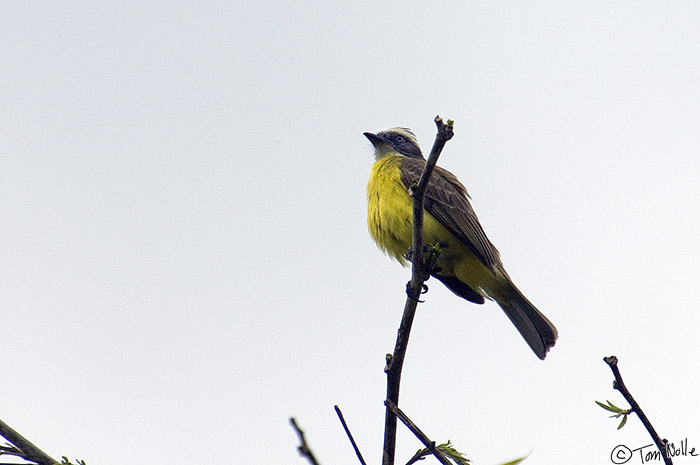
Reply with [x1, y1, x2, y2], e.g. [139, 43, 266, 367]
[595, 399, 631, 430]
[602, 356, 672, 465]
[406, 440, 471, 465]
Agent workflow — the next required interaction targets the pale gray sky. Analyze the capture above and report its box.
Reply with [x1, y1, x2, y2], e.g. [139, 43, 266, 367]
[2, 2, 699, 464]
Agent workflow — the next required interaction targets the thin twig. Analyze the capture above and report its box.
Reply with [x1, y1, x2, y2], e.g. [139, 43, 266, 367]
[0, 444, 25, 457]
[0, 418, 59, 465]
[334, 406, 367, 465]
[604, 356, 672, 465]
[408, 116, 455, 302]
[290, 417, 321, 465]
[385, 400, 453, 465]
[382, 117, 454, 465]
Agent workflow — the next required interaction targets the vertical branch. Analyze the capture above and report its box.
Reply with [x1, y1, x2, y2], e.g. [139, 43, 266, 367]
[382, 117, 454, 465]
[604, 356, 672, 465]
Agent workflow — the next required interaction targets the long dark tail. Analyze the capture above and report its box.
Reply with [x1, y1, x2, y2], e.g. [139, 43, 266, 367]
[496, 282, 558, 360]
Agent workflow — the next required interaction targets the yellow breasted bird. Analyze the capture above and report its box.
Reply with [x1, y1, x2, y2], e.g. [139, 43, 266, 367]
[364, 127, 557, 359]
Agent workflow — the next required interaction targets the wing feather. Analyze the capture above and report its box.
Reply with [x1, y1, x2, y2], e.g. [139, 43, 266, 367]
[400, 158, 503, 270]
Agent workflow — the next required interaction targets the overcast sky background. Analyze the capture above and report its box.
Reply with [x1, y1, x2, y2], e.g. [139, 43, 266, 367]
[2, 2, 699, 465]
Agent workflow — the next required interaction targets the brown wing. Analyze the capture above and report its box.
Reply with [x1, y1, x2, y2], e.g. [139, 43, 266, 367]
[400, 157, 503, 270]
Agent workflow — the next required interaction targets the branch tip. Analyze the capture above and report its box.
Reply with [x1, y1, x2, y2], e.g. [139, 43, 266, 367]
[334, 406, 367, 465]
[289, 417, 321, 465]
[602, 356, 672, 465]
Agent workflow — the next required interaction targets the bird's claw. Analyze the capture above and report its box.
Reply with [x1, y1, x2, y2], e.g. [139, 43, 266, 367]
[405, 282, 429, 302]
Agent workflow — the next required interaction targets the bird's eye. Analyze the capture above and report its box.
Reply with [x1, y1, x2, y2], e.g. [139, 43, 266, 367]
[394, 135, 404, 143]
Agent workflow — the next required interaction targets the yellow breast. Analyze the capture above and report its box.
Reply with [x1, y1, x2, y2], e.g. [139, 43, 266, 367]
[366, 155, 414, 265]
[366, 155, 499, 297]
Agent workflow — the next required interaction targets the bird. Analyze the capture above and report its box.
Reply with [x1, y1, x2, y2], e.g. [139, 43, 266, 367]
[364, 127, 557, 359]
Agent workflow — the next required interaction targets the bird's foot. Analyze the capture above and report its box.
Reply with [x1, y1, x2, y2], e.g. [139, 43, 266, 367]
[405, 282, 429, 302]
[405, 243, 444, 275]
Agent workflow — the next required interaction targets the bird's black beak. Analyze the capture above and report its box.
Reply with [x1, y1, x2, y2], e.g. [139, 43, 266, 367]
[363, 132, 381, 147]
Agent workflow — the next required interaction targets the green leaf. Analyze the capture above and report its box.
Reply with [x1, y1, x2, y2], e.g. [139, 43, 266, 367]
[437, 441, 470, 465]
[498, 456, 528, 465]
[406, 440, 471, 465]
[617, 413, 628, 430]
[606, 400, 624, 411]
[405, 447, 428, 465]
[596, 399, 626, 413]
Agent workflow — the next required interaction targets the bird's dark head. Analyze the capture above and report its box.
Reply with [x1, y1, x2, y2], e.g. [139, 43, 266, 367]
[364, 127, 423, 160]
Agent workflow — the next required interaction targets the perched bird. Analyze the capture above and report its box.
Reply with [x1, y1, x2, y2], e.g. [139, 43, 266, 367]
[364, 127, 557, 359]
